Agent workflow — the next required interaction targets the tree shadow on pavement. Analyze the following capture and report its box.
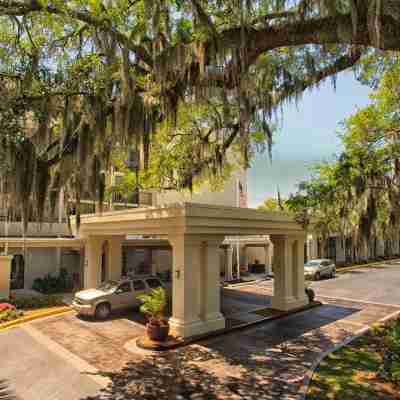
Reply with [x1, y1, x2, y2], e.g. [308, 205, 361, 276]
[80, 304, 360, 400]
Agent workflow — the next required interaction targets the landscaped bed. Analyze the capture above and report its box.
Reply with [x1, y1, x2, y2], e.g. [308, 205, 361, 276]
[0, 294, 68, 327]
[336, 256, 400, 271]
[307, 319, 400, 400]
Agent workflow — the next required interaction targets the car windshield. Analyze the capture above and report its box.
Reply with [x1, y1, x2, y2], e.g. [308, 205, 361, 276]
[305, 261, 321, 268]
[97, 280, 119, 292]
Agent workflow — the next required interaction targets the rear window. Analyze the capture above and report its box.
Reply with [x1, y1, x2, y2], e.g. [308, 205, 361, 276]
[305, 261, 321, 267]
[146, 278, 162, 289]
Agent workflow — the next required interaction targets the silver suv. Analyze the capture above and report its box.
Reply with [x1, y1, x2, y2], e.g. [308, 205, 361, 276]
[72, 276, 165, 319]
[304, 259, 336, 280]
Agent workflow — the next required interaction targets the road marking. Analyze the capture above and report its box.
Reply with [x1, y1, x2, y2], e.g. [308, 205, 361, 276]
[318, 295, 400, 309]
[22, 324, 110, 388]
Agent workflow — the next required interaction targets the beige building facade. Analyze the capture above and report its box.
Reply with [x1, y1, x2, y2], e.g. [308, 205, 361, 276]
[0, 168, 253, 291]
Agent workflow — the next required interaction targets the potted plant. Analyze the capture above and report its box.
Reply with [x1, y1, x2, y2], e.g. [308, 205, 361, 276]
[138, 287, 170, 342]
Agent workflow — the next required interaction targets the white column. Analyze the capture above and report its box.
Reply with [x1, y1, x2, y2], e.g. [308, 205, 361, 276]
[292, 237, 308, 305]
[270, 235, 307, 311]
[243, 245, 249, 272]
[376, 237, 385, 257]
[84, 237, 103, 289]
[393, 232, 400, 255]
[200, 240, 225, 331]
[225, 246, 233, 281]
[107, 236, 124, 281]
[168, 234, 204, 338]
[264, 244, 271, 275]
[0, 255, 13, 299]
[335, 237, 346, 263]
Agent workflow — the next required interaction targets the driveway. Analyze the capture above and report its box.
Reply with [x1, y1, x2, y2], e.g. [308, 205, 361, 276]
[311, 262, 400, 304]
[247, 261, 400, 306]
[3, 262, 400, 400]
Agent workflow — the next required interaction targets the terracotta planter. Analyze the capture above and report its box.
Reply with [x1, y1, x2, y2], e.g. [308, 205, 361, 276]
[146, 321, 170, 342]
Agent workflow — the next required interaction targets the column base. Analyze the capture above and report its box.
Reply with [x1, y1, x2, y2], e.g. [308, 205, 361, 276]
[271, 296, 308, 312]
[169, 314, 226, 339]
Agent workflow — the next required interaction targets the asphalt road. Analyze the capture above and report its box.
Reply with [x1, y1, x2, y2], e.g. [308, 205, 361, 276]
[311, 261, 400, 305]
[0, 327, 101, 400]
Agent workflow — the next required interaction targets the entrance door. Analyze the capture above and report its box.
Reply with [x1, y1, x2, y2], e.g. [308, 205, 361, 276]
[10, 255, 24, 290]
[101, 252, 107, 282]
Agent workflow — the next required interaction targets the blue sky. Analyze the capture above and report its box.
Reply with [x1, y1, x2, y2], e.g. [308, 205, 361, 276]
[248, 71, 373, 208]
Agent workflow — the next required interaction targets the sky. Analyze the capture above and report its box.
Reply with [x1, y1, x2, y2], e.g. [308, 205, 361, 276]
[248, 71, 373, 208]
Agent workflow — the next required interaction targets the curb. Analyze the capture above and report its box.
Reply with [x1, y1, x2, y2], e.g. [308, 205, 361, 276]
[0, 306, 72, 331]
[298, 308, 400, 400]
[336, 258, 400, 274]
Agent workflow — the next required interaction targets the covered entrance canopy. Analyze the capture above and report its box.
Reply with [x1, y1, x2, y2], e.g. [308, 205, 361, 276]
[72, 202, 308, 338]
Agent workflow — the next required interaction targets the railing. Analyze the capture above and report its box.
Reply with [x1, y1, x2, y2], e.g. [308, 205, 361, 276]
[0, 222, 70, 237]
[111, 191, 153, 207]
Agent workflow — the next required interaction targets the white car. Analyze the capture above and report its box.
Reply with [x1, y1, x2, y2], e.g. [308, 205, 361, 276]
[304, 259, 336, 280]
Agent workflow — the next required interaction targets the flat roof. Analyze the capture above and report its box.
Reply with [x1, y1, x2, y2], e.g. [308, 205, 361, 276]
[72, 202, 305, 239]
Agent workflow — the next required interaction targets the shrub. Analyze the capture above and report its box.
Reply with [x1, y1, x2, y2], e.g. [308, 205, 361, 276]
[32, 268, 74, 294]
[138, 287, 168, 325]
[0, 303, 15, 312]
[0, 295, 64, 310]
[0, 308, 23, 323]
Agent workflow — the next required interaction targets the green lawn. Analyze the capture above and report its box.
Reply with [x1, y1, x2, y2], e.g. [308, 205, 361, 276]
[307, 334, 400, 400]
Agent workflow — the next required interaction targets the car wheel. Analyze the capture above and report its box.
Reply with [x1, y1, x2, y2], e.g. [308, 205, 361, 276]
[95, 303, 111, 320]
[315, 272, 321, 281]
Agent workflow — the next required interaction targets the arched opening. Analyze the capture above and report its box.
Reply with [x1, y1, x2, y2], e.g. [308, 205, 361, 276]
[10, 254, 25, 290]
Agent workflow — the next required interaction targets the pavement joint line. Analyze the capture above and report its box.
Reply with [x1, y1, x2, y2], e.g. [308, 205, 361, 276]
[318, 295, 400, 309]
[298, 308, 400, 400]
[21, 323, 110, 388]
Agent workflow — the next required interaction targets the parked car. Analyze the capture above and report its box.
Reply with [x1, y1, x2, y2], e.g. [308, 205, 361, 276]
[304, 259, 336, 280]
[72, 276, 166, 319]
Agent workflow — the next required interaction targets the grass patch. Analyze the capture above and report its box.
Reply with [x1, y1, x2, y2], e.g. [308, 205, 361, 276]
[307, 329, 400, 400]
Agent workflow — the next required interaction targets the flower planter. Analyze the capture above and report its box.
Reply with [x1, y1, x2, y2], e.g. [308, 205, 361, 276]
[146, 321, 170, 342]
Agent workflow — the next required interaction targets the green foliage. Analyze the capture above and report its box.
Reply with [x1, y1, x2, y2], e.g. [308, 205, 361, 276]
[257, 197, 289, 212]
[32, 268, 74, 294]
[288, 56, 400, 258]
[2, 1, 399, 228]
[138, 287, 167, 322]
[0, 308, 23, 323]
[1, 295, 64, 310]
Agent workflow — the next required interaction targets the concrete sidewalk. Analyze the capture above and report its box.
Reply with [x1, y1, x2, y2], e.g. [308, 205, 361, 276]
[0, 327, 101, 400]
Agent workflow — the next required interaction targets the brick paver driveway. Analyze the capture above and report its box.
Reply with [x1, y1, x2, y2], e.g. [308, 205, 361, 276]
[32, 312, 145, 372]
[28, 264, 400, 399]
